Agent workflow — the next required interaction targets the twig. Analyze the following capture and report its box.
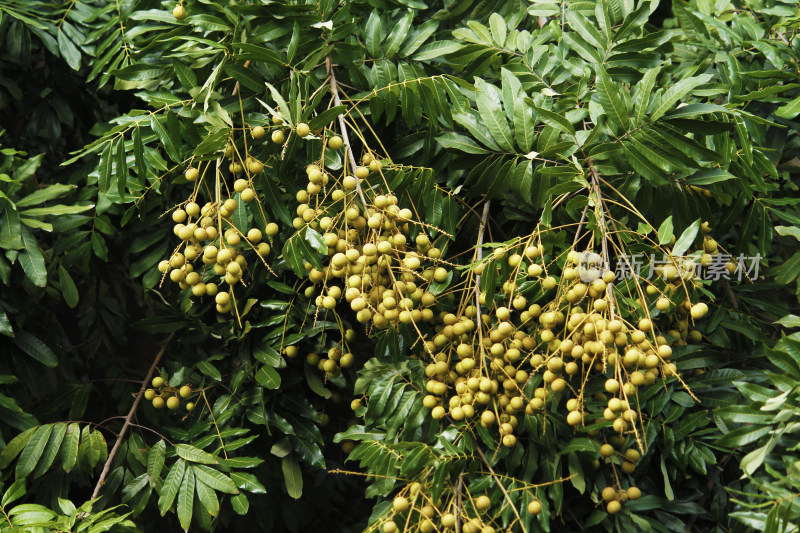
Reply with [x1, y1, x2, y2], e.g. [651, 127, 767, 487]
[475, 447, 526, 533]
[89, 332, 176, 501]
[231, 60, 251, 96]
[324, 57, 369, 211]
[587, 160, 616, 319]
[474, 201, 491, 324]
[455, 474, 463, 533]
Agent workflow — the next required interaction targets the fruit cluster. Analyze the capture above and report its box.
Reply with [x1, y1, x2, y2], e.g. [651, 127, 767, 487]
[145, 375, 195, 412]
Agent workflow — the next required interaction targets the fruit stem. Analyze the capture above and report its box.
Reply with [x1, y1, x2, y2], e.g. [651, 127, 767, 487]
[89, 332, 176, 502]
[473, 200, 491, 360]
[475, 447, 526, 532]
[324, 56, 369, 212]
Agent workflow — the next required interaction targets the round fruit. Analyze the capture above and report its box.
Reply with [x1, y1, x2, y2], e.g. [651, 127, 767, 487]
[152, 376, 165, 388]
[601, 487, 617, 502]
[606, 500, 621, 514]
[166, 396, 180, 410]
[173, 4, 186, 20]
[599, 444, 614, 458]
[382, 521, 397, 533]
[186, 402, 195, 411]
[252, 126, 265, 139]
[296, 123, 311, 137]
[328, 135, 343, 150]
[627, 486, 642, 500]
[152, 397, 165, 409]
[527, 500, 542, 515]
[179, 385, 192, 398]
[272, 130, 285, 144]
[392, 496, 409, 512]
[442, 513, 456, 527]
[185, 167, 199, 181]
[475, 495, 491, 510]
[144, 389, 156, 401]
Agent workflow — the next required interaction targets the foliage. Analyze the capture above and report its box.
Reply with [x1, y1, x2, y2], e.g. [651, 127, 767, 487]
[0, 0, 798, 532]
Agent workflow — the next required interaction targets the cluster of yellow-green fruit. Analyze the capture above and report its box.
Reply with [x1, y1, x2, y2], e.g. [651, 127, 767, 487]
[145, 375, 196, 412]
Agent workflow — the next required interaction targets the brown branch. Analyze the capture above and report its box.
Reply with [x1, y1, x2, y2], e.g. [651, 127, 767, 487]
[324, 57, 369, 211]
[474, 201, 491, 324]
[90, 332, 176, 501]
[475, 447, 526, 533]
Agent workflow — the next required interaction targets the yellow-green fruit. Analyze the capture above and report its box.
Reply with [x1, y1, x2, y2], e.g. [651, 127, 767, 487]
[241, 188, 255, 202]
[475, 495, 491, 510]
[527, 500, 542, 515]
[392, 497, 409, 512]
[355, 166, 369, 179]
[442, 513, 456, 527]
[152, 397, 165, 409]
[179, 385, 192, 398]
[296, 123, 311, 137]
[167, 396, 180, 410]
[247, 159, 264, 174]
[328, 135, 343, 150]
[382, 521, 397, 533]
[627, 487, 642, 500]
[599, 444, 614, 458]
[144, 389, 156, 400]
[252, 126, 265, 139]
[272, 130, 285, 144]
[173, 4, 186, 20]
[607, 500, 621, 514]
[186, 402, 195, 411]
[152, 376, 165, 388]
[601, 487, 617, 502]
[247, 228, 263, 243]
[265, 222, 279, 236]
[185, 167, 199, 181]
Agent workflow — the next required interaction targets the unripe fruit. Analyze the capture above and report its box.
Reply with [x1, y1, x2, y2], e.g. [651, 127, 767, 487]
[475, 495, 491, 510]
[627, 486, 642, 500]
[167, 396, 180, 410]
[186, 402, 194, 411]
[328, 135, 343, 150]
[173, 4, 186, 20]
[152, 377, 165, 388]
[265, 222, 279, 236]
[600, 443, 614, 458]
[272, 130, 285, 144]
[382, 521, 397, 533]
[179, 385, 192, 398]
[607, 500, 621, 514]
[296, 123, 310, 137]
[527, 500, 542, 515]
[144, 389, 156, 400]
[152, 397, 165, 409]
[185, 167, 199, 181]
[355, 166, 369, 179]
[252, 126, 265, 138]
[247, 228, 262, 243]
[601, 486, 617, 502]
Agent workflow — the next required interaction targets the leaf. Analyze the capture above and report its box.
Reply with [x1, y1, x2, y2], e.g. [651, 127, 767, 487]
[147, 440, 166, 486]
[16, 424, 53, 479]
[534, 106, 576, 136]
[281, 456, 303, 499]
[255, 365, 281, 389]
[414, 41, 464, 61]
[775, 226, 800, 242]
[0, 428, 35, 469]
[150, 116, 180, 163]
[474, 79, 514, 152]
[596, 68, 630, 133]
[21, 204, 94, 217]
[60, 423, 80, 473]
[307, 105, 347, 131]
[57, 31, 81, 70]
[657, 216, 674, 245]
[649, 74, 713, 122]
[194, 478, 220, 517]
[177, 466, 195, 530]
[196, 360, 222, 381]
[265, 82, 292, 125]
[488, 13, 507, 47]
[229, 471, 266, 494]
[18, 226, 46, 288]
[16, 184, 75, 207]
[2, 479, 26, 507]
[175, 444, 218, 465]
[11, 330, 57, 368]
[158, 459, 185, 515]
[776, 315, 800, 328]
[192, 464, 239, 494]
[775, 94, 800, 119]
[230, 492, 249, 515]
[365, 10, 382, 57]
[436, 133, 490, 154]
[59, 266, 79, 308]
[32, 423, 67, 478]
[672, 219, 701, 257]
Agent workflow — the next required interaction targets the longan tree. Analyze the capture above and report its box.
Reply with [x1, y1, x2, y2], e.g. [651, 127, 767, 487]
[0, 0, 799, 532]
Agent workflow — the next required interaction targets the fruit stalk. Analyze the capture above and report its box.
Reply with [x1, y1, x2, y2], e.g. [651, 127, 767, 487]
[89, 332, 176, 501]
[324, 56, 369, 211]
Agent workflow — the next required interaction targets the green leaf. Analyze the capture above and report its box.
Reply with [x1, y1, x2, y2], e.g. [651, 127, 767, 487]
[16, 184, 75, 207]
[385, 13, 412, 57]
[20, 204, 94, 217]
[672, 219, 701, 257]
[60, 423, 80, 473]
[18, 227, 46, 287]
[265, 82, 293, 125]
[230, 493, 249, 515]
[775, 226, 800, 242]
[2, 479, 26, 507]
[307, 106, 347, 131]
[196, 360, 222, 381]
[255, 365, 281, 389]
[59, 266, 79, 308]
[534, 106, 575, 136]
[177, 466, 195, 530]
[474, 79, 514, 152]
[32, 423, 67, 479]
[414, 41, 464, 61]
[229, 471, 266, 494]
[436, 133, 490, 154]
[0, 428, 35, 469]
[775, 94, 800, 119]
[596, 68, 630, 133]
[657, 216, 674, 245]
[192, 464, 239, 494]
[175, 444, 218, 465]
[365, 11, 382, 57]
[776, 315, 800, 328]
[194, 478, 220, 517]
[150, 116, 180, 163]
[281, 456, 303, 499]
[158, 459, 185, 515]
[11, 330, 57, 368]
[57, 31, 81, 70]
[649, 74, 713, 122]
[147, 440, 166, 486]
[16, 424, 53, 479]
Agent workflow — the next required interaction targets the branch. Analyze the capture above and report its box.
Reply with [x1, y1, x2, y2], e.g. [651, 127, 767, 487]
[90, 332, 176, 501]
[587, 160, 616, 319]
[474, 201, 491, 326]
[325, 57, 369, 211]
[475, 447, 526, 533]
